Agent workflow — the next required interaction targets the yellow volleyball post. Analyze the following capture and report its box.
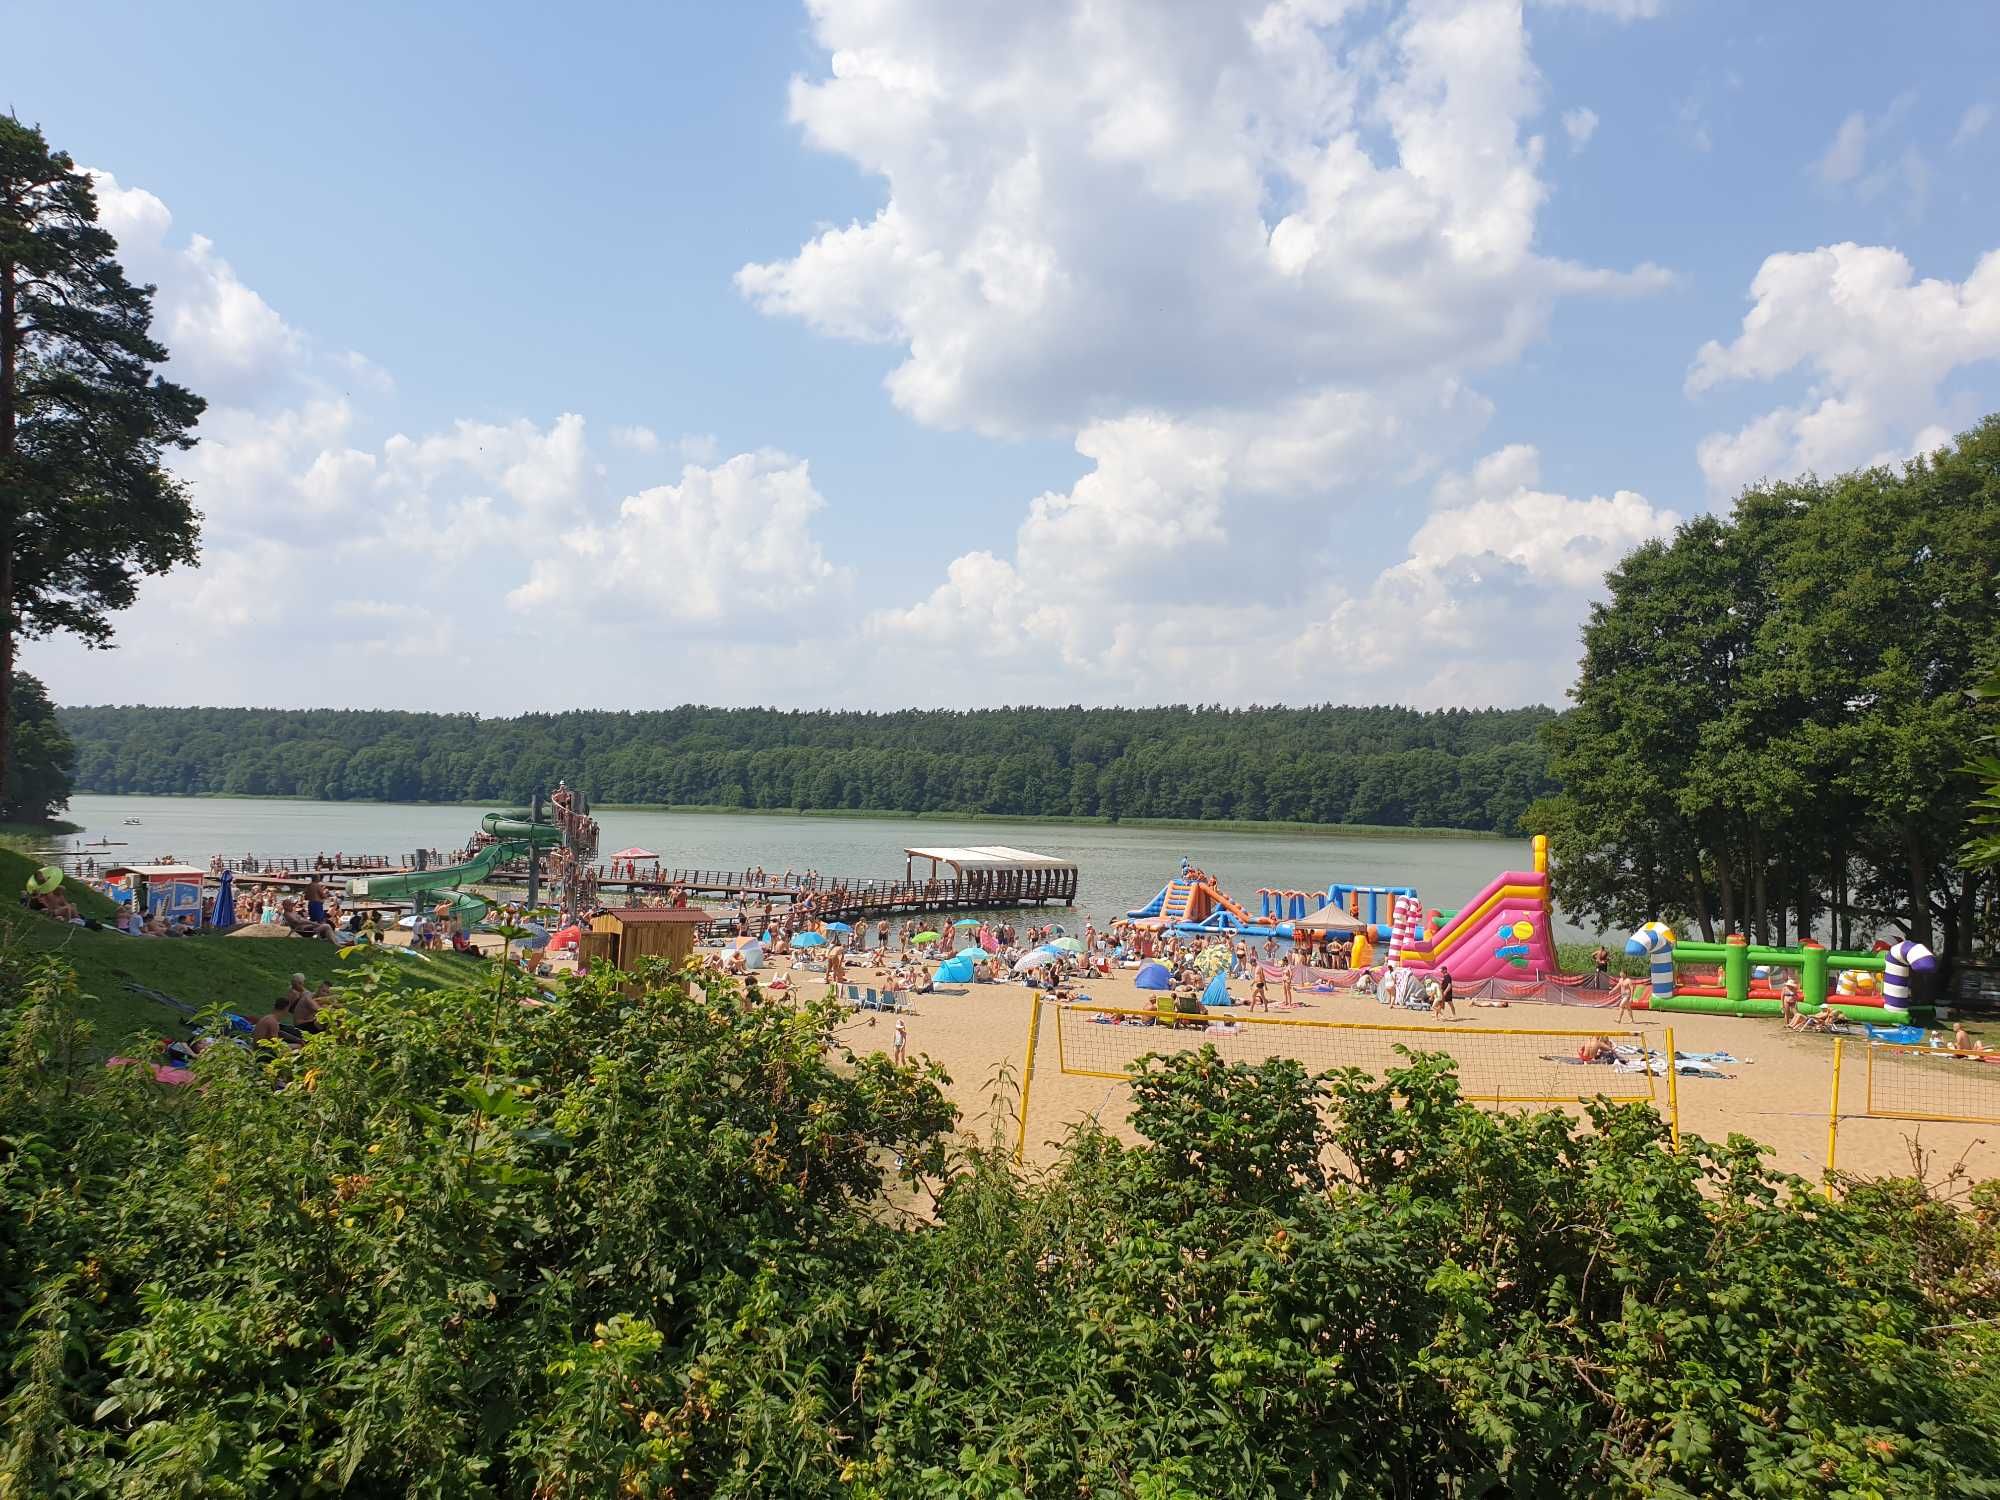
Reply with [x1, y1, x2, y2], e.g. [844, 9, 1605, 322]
[1825, 1038, 1844, 1193]
[1014, 995, 1043, 1164]
[1663, 1026, 1680, 1151]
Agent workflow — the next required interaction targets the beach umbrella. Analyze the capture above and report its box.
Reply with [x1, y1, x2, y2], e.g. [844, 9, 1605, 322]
[1194, 944, 1232, 976]
[956, 945, 987, 960]
[1049, 936, 1084, 953]
[914, 931, 941, 944]
[951, 918, 981, 928]
[825, 921, 853, 932]
[1014, 950, 1057, 971]
[211, 868, 236, 927]
[793, 931, 827, 948]
[609, 847, 658, 861]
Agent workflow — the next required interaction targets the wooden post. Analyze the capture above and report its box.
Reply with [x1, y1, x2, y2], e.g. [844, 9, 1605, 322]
[1825, 1038, 1844, 1194]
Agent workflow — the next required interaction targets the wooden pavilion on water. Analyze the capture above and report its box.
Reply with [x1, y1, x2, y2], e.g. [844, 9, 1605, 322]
[900, 846, 1078, 908]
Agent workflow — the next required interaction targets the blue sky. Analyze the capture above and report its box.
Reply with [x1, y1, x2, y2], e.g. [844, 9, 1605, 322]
[13, 0, 2000, 712]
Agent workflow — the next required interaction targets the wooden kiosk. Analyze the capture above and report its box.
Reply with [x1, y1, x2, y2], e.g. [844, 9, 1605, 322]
[582, 906, 710, 973]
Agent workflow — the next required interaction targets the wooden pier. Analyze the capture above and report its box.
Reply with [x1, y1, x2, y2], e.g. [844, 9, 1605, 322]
[52, 843, 1079, 924]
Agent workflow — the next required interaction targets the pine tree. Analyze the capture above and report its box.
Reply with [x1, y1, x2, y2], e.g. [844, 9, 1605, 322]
[0, 115, 204, 810]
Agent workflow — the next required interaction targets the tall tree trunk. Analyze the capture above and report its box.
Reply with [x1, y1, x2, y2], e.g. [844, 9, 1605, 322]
[1840, 858, 1851, 949]
[1684, 855, 1714, 941]
[0, 251, 14, 809]
[1716, 852, 1737, 938]
[1903, 822, 1934, 946]
[1749, 825, 1768, 945]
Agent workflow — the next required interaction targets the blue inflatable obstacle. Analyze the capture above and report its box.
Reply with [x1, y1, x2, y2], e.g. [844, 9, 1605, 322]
[934, 956, 976, 984]
[1135, 962, 1172, 990]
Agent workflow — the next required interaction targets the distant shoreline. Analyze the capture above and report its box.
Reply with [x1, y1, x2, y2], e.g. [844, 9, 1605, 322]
[62, 792, 1505, 842]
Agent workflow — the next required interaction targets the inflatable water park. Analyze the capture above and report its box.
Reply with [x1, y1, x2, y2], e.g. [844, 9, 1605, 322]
[1128, 837, 1558, 985]
[1128, 836, 1936, 1019]
[1624, 923, 1935, 1024]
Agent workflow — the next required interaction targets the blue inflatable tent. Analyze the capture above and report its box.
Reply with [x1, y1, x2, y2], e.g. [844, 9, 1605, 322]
[934, 956, 976, 984]
[1135, 962, 1171, 990]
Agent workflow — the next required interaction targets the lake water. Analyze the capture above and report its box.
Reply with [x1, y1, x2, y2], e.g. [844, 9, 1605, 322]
[49, 794, 1594, 939]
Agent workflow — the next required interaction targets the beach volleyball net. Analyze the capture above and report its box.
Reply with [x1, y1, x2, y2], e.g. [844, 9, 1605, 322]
[1047, 1002, 1661, 1107]
[1864, 1043, 2000, 1125]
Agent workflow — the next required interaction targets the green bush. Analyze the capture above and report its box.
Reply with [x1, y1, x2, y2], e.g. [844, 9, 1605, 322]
[0, 957, 1995, 1496]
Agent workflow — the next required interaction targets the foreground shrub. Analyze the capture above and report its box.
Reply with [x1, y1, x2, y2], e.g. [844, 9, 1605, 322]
[0, 962, 1996, 1496]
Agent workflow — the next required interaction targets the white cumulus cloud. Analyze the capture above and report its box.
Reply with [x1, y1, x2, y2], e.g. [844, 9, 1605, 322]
[508, 451, 847, 631]
[739, 0, 1666, 437]
[1688, 242, 2000, 496]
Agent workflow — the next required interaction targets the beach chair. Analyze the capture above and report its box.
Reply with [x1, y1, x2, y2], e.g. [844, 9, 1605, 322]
[842, 983, 896, 1012]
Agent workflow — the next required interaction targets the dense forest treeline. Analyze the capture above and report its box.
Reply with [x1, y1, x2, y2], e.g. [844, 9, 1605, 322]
[57, 703, 1557, 831]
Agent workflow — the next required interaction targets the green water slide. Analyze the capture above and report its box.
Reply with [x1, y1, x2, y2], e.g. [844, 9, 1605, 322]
[345, 812, 564, 907]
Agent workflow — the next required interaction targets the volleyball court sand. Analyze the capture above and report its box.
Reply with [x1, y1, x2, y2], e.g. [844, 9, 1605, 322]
[820, 966, 1998, 1184]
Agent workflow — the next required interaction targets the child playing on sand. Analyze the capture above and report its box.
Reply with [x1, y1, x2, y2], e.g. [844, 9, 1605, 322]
[892, 1018, 908, 1066]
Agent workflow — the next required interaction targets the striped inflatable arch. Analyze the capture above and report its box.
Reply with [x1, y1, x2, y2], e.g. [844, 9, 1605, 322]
[1625, 921, 1677, 1001]
[1883, 939, 1936, 1008]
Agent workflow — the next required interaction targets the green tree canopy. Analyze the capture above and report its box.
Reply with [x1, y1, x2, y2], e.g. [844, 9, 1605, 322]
[4, 671, 73, 820]
[0, 116, 204, 802]
[1533, 415, 2000, 965]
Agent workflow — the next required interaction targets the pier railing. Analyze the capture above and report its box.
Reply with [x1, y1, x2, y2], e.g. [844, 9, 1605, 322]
[52, 852, 1078, 920]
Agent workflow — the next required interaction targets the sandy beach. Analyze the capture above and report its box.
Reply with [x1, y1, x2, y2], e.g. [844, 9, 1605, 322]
[797, 959, 1999, 1184]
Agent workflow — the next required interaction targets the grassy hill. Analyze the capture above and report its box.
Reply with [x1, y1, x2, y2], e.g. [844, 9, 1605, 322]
[0, 844, 490, 1050]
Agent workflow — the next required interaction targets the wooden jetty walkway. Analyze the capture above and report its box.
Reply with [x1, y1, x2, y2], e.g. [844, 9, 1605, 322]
[53, 843, 1079, 924]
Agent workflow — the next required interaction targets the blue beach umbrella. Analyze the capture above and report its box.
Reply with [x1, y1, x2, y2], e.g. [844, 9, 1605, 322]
[825, 921, 853, 933]
[951, 918, 981, 928]
[211, 868, 236, 928]
[956, 945, 987, 960]
[793, 931, 827, 948]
